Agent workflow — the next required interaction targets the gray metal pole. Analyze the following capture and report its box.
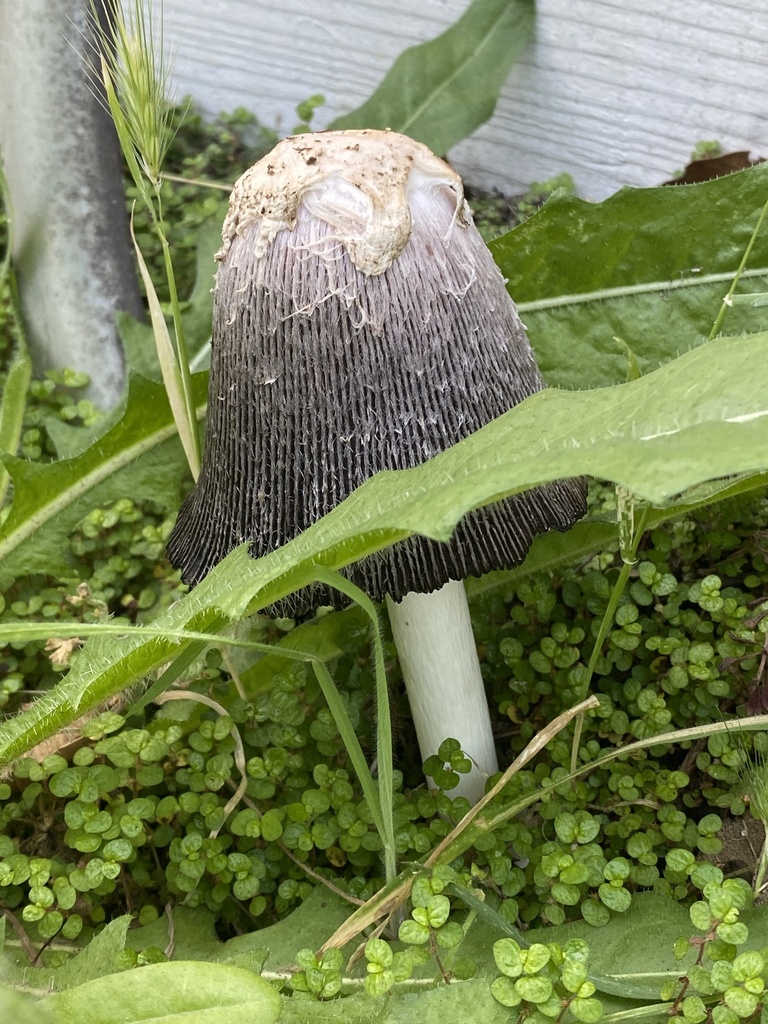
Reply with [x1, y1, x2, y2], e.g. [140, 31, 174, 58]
[0, 0, 143, 409]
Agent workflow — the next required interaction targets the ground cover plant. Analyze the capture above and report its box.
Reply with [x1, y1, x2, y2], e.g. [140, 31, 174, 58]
[3, 0, 768, 1021]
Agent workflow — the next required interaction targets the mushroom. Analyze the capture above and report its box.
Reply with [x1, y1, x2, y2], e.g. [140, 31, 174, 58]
[167, 130, 587, 803]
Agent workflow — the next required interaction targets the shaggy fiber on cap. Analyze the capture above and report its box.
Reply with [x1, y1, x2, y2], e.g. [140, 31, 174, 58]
[168, 130, 587, 613]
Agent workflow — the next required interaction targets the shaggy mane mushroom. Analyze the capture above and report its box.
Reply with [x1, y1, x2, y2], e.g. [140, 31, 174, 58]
[168, 129, 587, 802]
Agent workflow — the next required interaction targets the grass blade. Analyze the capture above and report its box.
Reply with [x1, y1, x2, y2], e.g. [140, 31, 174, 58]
[0, 339, 30, 507]
[0, 163, 32, 507]
[312, 568, 397, 885]
[130, 213, 200, 478]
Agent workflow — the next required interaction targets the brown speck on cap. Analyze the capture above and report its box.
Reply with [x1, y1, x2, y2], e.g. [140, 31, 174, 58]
[167, 130, 587, 614]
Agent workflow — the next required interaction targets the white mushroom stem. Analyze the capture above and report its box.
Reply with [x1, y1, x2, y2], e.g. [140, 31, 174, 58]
[386, 580, 498, 804]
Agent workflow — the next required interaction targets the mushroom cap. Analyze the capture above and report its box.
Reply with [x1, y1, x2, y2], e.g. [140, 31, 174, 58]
[167, 130, 587, 613]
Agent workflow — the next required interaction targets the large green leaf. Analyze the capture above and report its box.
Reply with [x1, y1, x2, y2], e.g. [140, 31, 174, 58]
[328, 0, 534, 155]
[0, 983, 53, 1024]
[44, 918, 133, 991]
[0, 210, 220, 584]
[122, 888, 352, 969]
[4, 164, 764, 593]
[44, 960, 281, 1024]
[0, 917, 133, 992]
[3, 332, 768, 763]
[0, 373, 206, 585]
[496, 163, 768, 389]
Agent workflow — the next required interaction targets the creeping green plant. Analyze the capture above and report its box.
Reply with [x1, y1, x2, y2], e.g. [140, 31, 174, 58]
[5, 1, 768, 1022]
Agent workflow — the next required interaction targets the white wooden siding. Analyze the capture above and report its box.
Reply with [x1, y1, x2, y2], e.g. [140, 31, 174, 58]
[155, 0, 768, 199]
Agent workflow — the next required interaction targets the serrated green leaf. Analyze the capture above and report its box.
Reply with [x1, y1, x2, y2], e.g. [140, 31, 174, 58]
[389, 976, 510, 1024]
[465, 521, 621, 600]
[329, 0, 534, 155]
[4, 333, 768, 761]
[494, 163, 768, 390]
[43, 407, 125, 461]
[0, 372, 206, 586]
[117, 310, 163, 381]
[0, 205, 217, 569]
[468, 468, 768, 600]
[44, 960, 281, 1024]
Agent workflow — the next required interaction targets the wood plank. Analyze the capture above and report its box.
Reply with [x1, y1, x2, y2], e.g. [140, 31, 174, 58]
[153, 0, 768, 197]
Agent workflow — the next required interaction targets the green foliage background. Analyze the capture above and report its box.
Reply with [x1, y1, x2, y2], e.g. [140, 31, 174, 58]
[2, 0, 768, 1019]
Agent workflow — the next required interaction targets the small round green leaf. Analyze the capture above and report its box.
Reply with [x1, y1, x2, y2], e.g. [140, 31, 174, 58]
[552, 882, 581, 906]
[717, 922, 749, 946]
[598, 883, 631, 912]
[364, 970, 394, 997]
[723, 987, 758, 1016]
[493, 938, 523, 978]
[435, 921, 464, 949]
[689, 901, 712, 931]
[570, 997, 604, 1023]
[491, 976, 522, 1007]
[732, 951, 764, 982]
[681, 996, 708, 1023]
[670, 936, 692, 963]
[515, 975, 553, 1003]
[524, 943, 552, 974]
[365, 938, 393, 968]
[399, 920, 430, 945]
[561, 960, 588, 994]
[425, 894, 450, 929]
